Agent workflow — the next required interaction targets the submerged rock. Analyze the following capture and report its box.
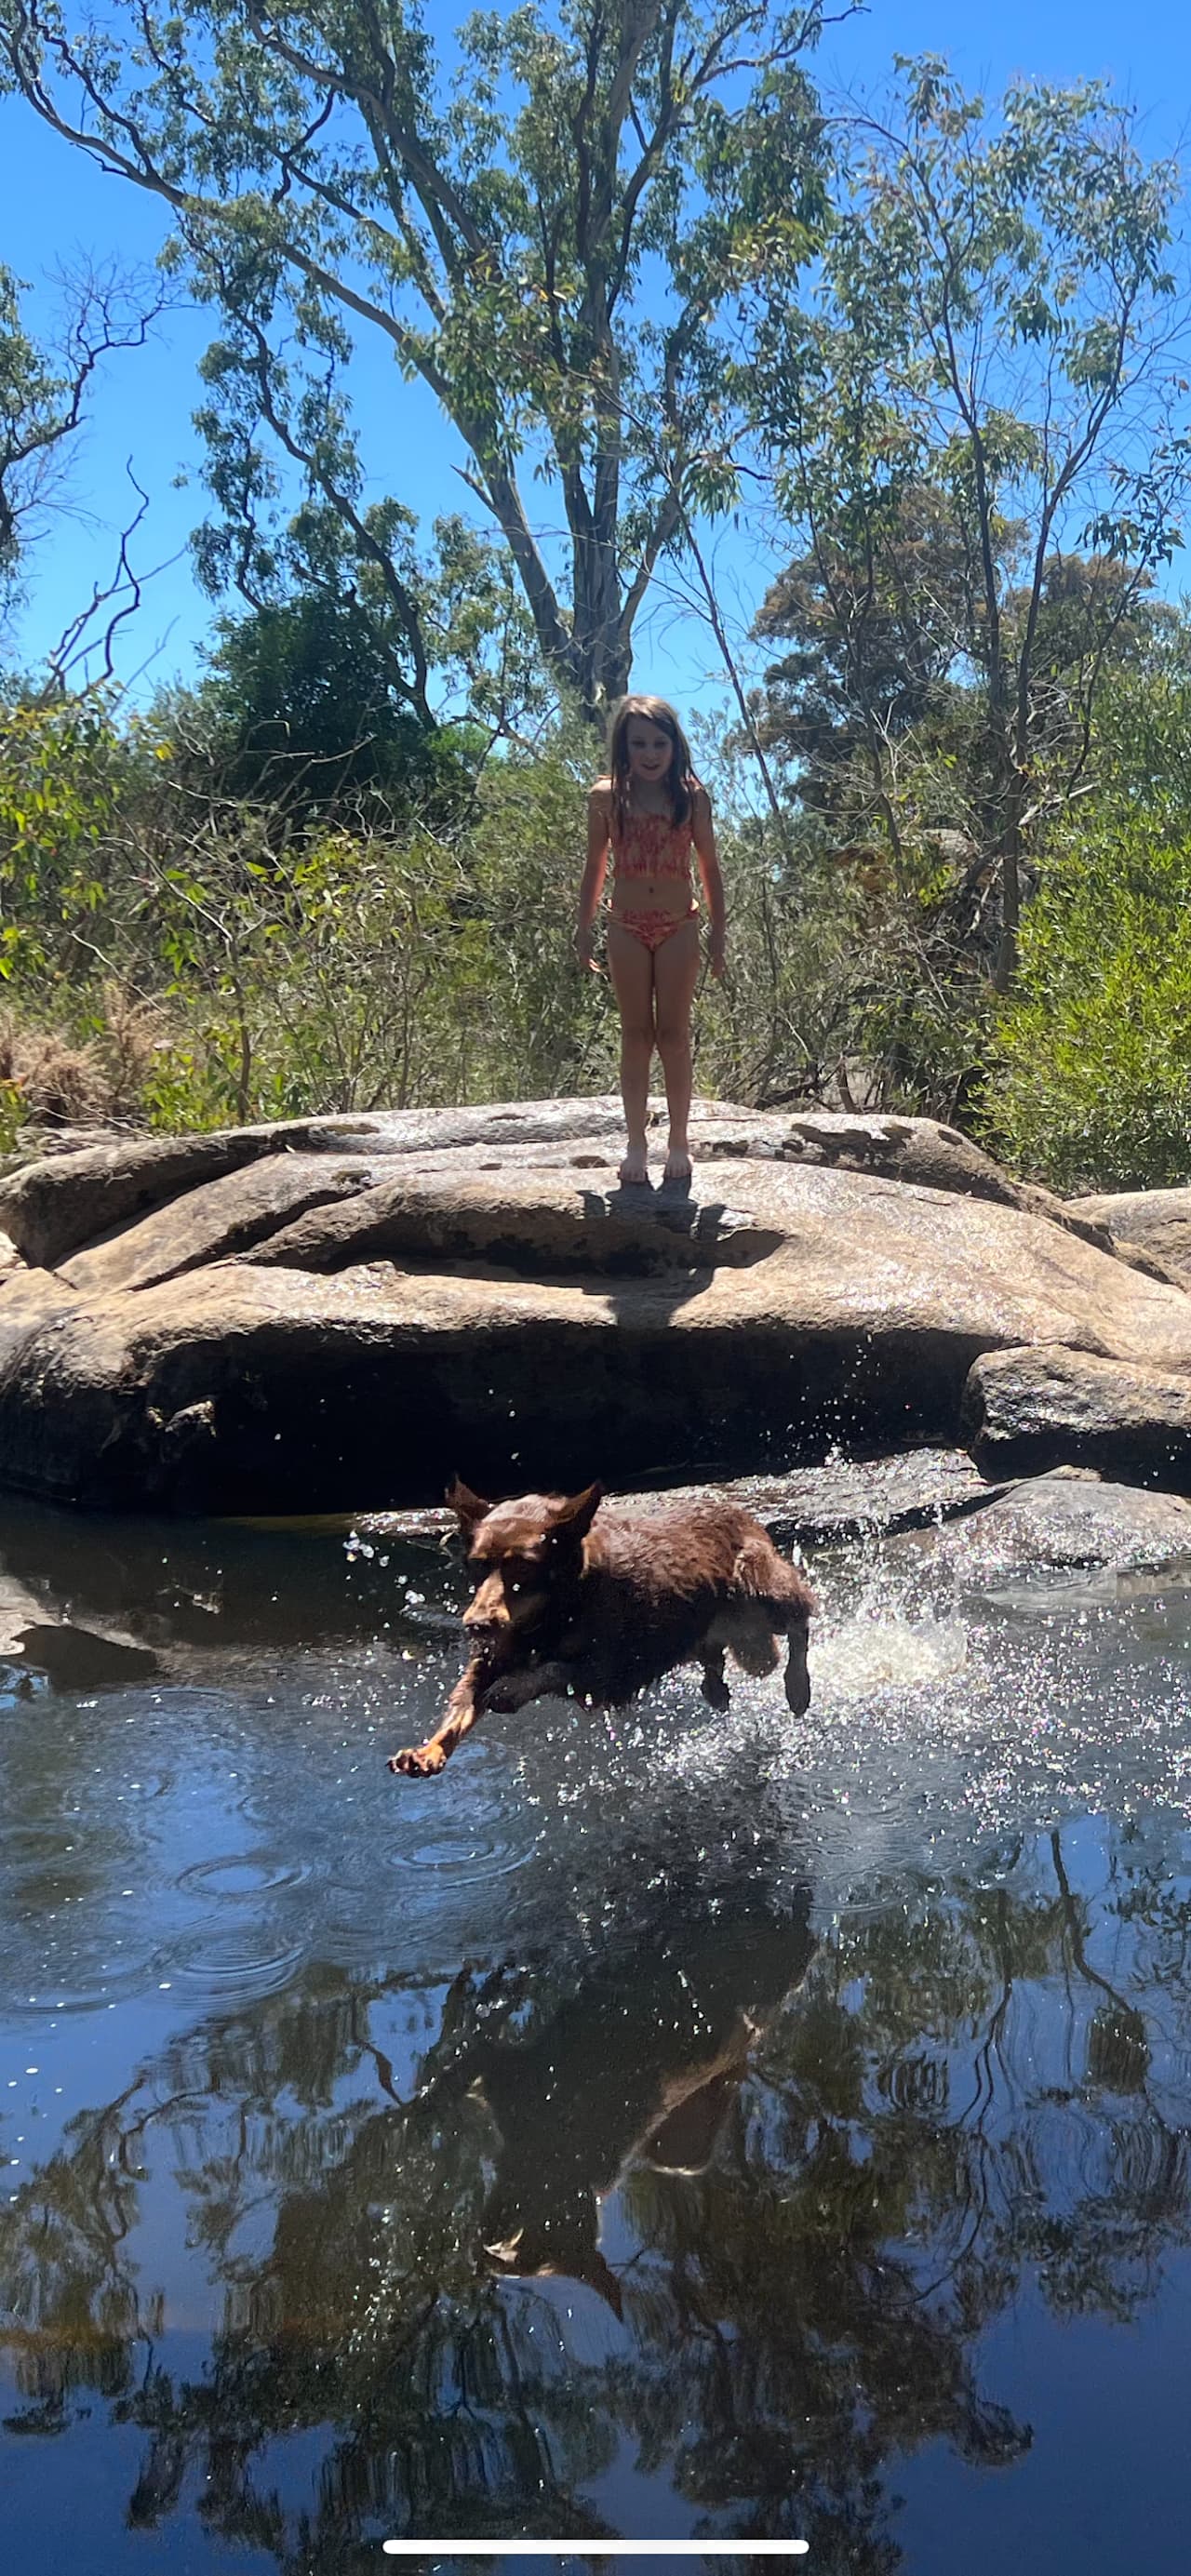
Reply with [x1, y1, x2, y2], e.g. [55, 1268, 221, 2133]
[887, 1468, 1191, 1579]
[368, 1448, 1003, 1549]
[872, 1468, 1191, 1626]
[0, 1099, 1190, 1512]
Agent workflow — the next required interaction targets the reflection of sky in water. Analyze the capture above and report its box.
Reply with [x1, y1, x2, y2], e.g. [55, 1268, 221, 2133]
[2, 1500, 1191, 2565]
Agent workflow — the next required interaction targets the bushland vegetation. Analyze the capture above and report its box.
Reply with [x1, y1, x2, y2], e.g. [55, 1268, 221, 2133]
[2, 14, 1191, 1191]
[0, 658, 869, 1143]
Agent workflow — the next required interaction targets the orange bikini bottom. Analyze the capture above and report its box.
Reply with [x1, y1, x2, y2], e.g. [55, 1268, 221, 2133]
[610, 901, 699, 954]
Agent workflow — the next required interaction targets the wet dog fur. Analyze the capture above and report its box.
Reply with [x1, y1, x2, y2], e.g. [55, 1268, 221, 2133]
[388, 1478, 816, 1779]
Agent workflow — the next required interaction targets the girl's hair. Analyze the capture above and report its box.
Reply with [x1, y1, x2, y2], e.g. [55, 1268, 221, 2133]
[606, 693, 695, 828]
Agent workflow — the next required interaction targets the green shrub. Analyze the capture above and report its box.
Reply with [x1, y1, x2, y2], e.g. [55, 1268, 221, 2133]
[0, 694, 136, 981]
[984, 826, 1191, 1192]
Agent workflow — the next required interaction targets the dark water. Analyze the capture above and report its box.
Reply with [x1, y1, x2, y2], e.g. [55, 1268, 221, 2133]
[4, 1499, 1191, 2572]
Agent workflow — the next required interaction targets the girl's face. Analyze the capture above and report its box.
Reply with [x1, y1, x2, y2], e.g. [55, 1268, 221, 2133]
[623, 717, 675, 783]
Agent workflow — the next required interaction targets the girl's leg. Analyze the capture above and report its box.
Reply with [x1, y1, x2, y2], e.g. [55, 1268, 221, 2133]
[606, 921, 657, 1182]
[652, 915, 702, 1181]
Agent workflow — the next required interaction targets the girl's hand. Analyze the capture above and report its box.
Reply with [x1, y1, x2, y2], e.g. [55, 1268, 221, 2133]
[708, 932, 727, 981]
[573, 922, 601, 974]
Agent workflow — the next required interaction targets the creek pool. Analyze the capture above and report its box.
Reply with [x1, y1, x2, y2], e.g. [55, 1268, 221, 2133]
[3, 1489, 1191, 2574]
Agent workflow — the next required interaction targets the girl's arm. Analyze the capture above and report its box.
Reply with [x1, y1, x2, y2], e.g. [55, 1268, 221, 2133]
[574, 783, 611, 970]
[692, 786, 726, 977]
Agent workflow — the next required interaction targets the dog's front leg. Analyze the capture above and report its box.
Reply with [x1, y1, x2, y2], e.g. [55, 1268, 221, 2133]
[388, 1652, 578, 1781]
[388, 1656, 494, 1779]
[482, 1658, 572, 1715]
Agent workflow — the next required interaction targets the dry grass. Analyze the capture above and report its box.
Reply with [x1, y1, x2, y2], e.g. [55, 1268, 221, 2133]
[0, 984, 167, 1132]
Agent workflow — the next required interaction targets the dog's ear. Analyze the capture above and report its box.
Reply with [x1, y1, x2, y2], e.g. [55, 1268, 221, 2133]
[446, 1476, 490, 1536]
[550, 1481, 603, 1543]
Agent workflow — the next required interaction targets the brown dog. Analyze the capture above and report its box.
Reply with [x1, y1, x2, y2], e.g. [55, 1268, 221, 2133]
[388, 1478, 815, 1779]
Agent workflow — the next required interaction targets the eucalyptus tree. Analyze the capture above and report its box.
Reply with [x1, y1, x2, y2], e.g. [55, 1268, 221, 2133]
[753, 498, 1172, 843]
[0, 262, 63, 601]
[1, 0, 833, 726]
[750, 474, 977, 834]
[744, 59, 1191, 986]
[0, 259, 160, 644]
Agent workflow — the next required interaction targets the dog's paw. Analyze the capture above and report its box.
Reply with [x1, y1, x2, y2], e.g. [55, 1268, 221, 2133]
[388, 1742, 448, 1778]
[701, 1671, 730, 1713]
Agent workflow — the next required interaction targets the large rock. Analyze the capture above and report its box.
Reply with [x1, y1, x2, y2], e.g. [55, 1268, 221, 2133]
[2, 1101, 1191, 1512]
[961, 1344, 1191, 1486]
[1066, 1186, 1191, 1291]
[0, 1099, 675, 1270]
[0, 1096, 1103, 1269]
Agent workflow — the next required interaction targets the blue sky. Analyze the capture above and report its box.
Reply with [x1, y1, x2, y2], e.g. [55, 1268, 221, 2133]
[3, 0, 1189, 711]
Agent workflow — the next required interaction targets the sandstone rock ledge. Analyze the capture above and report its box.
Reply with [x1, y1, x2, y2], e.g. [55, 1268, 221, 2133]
[1, 1097, 1191, 1514]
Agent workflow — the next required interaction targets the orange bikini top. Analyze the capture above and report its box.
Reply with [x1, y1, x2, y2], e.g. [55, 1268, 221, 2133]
[609, 804, 694, 885]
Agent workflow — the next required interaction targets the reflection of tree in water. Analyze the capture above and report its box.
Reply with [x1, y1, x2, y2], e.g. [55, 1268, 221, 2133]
[5, 1825, 1191, 2568]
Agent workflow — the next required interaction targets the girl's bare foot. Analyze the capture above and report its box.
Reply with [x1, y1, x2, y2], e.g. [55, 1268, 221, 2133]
[662, 1147, 692, 1188]
[619, 1146, 649, 1185]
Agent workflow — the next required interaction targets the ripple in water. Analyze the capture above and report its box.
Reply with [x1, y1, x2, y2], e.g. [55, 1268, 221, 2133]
[391, 1823, 540, 1885]
[167, 1928, 307, 1996]
[373, 1736, 542, 1888]
[176, 1852, 310, 1898]
[107, 1768, 176, 1802]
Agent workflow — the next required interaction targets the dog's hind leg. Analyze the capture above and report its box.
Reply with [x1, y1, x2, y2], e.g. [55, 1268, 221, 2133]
[747, 1566, 813, 1716]
[724, 1605, 783, 1678]
[700, 1643, 730, 1713]
[783, 1622, 810, 1715]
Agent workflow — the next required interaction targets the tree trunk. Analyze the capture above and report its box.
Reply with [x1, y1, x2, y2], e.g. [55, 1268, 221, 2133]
[993, 822, 1021, 994]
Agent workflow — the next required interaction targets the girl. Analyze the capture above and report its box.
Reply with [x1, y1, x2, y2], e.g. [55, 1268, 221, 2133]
[574, 694, 725, 1186]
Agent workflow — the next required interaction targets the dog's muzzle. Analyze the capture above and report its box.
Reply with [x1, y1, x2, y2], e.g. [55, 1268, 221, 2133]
[463, 1608, 506, 1640]
[463, 1578, 546, 1639]
[462, 1577, 512, 1638]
